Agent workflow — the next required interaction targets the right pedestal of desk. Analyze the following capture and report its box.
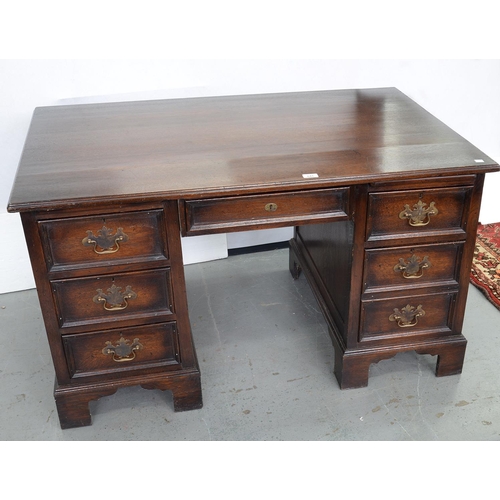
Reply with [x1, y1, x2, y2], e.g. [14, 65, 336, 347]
[289, 174, 484, 389]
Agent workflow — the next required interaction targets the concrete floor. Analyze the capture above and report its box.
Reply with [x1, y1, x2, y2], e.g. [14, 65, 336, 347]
[1, 247, 500, 441]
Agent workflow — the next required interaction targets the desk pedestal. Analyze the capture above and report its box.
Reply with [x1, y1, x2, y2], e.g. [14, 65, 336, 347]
[289, 175, 483, 389]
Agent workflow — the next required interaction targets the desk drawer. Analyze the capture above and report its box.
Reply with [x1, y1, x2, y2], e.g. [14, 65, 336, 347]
[52, 268, 174, 329]
[40, 209, 168, 271]
[363, 242, 463, 294]
[62, 322, 181, 379]
[359, 292, 455, 342]
[183, 188, 349, 235]
[366, 186, 472, 242]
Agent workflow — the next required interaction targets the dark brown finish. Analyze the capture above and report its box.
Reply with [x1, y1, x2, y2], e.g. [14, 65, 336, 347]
[18, 200, 201, 428]
[290, 171, 489, 389]
[366, 185, 473, 242]
[359, 292, 455, 341]
[182, 187, 349, 235]
[363, 242, 463, 294]
[40, 209, 168, 272]
[7, 88, 499, 427]
[8, 88, 498, 213]
[51, 268, 174, 329]
[62, 322, 180, 378]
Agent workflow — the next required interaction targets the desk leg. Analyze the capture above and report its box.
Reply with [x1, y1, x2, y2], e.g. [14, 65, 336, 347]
[141, 371, 203, 411]
[54, 369, 203, 428]
[333, 343, 371, 389]
[334, 337, 468, 390]
[54, 383, 118, 429]
[416, 338, 467, 377]
[289, 246, 302, 280]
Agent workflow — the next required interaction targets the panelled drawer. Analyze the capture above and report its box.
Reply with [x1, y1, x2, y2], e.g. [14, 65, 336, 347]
[359, 292, 455, 342]
[62, 322, 180, 378]
[366, 186, 473, 242]
[40, 209, 168, 271]
[183, 188, 349, 235]
[52, 268, 174, 329]
[363, 242, 464, 294]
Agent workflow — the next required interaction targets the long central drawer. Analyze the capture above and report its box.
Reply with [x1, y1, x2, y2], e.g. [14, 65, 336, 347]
[182, 188, 349, 235]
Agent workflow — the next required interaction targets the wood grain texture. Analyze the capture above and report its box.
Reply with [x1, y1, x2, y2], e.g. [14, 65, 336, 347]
[359, 291, 455, 342]
[51, 268, 174, 330]
[362, 241, 463, 295]
[62, 322, 180, 379]
[9, 88, 500, 424]
[366, 185, 473, 242]
[183, 187, 349, 235]
[8, 88, 499, 212]
[40, 208, 168, 271]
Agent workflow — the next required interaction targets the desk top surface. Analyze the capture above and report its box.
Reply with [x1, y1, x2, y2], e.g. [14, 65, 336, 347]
[8, 87, 499, 212]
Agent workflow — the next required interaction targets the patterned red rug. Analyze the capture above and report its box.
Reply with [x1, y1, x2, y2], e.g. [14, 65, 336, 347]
[470, 222, 500, 311]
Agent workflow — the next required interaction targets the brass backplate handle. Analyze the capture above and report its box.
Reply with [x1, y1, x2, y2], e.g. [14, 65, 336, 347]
[399, 200, 438, 226]
[102, 336, 143, 362]
[82, 226, 129, 254]
[394, 255, 431, 279]
[93, 284, 137, 311]
[265, 203, 278, 212]
[389, 304, 425, 327]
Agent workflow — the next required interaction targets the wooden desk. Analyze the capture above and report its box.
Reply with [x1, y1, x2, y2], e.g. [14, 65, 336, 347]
[8, 88, 499, 428]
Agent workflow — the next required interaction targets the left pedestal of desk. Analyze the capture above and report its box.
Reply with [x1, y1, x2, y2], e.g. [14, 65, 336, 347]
[19, 200, 202, 429]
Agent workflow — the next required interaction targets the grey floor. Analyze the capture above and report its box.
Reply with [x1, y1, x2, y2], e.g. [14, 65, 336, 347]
[1, 247, 500, 441]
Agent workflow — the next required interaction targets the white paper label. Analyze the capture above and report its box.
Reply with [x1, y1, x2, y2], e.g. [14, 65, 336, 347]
[302, 173, 319, 178]
[474, 159, 485, 163]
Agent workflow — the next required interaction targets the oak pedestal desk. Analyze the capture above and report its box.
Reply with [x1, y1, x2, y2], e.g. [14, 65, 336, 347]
[8, 88, 499, 429]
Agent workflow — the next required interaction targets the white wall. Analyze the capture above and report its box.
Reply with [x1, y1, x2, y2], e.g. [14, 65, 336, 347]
[1, 59, 499, 294]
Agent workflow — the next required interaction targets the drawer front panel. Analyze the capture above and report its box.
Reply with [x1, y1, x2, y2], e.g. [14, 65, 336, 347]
[359, 293, 455, 342]
[41, 209, 168, 271]
[366, 186, 472, 241]
[52, 268, 174, 329]
[184, 188, 349, 235]
[62, 322, 180, 378]
[363, 242, 463, 293]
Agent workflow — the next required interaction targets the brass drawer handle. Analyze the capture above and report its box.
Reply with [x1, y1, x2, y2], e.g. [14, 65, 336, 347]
[389, 304, 425, 327]
[394, 255, 431, 279]
[399, 200, 438, 226]
[265, 203, 278, 212]
[82, 226, 128, 254]
[102, 336, 143, 362]
[93, 284, 137, 311]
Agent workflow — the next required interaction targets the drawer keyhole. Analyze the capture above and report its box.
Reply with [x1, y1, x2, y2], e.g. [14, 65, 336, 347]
[265, 203, 278, 212]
